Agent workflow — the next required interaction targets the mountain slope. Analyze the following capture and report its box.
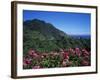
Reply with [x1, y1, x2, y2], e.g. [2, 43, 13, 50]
[23, 19, 69, 40]
[23, 19, 90, 54]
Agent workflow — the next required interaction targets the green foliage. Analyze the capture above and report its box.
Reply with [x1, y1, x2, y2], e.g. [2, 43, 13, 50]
[23, 19, 91, 54]
[40, 54, 61, 68]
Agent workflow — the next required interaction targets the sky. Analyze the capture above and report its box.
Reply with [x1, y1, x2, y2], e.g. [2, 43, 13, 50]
[23, 10, 91, 35]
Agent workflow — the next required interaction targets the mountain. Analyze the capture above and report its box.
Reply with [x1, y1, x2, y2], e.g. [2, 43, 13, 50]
[23, 19, 68, 40]
[23, 19, 90, 54]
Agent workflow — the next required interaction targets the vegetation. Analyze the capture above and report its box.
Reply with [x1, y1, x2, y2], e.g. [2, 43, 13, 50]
[23, 19, 91, 69]
[23, 48, 91, 69]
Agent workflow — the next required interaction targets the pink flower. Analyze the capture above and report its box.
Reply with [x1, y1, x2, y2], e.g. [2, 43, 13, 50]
[32, 66, 40, 69]
[69, 48, 75, 56]
[82, 49, 90, 56]
[75, 48, 81, 57]
[62, 59, 71, 67]
[62, 60, 67, 67]
[41, 55, 44, 58]
[28, 49, 38, 57]
[69, 48, 75, 53]
[23, 58, 31, 65]
[28, 49, 35, 55]
[81, 60, 89, 66]
[32, 53, 38, 57]
[42, 53, 48, 58]
[63, 51, 69, 60]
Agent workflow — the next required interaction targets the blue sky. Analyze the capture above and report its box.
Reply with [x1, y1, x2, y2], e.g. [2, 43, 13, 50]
[23, 10, 91, 35]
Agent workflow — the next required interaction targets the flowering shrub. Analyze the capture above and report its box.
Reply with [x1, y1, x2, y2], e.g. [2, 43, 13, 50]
[23, 48, 90, 69]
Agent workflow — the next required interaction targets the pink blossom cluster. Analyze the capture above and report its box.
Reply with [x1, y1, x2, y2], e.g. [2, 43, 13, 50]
[23, 48, 91, 69]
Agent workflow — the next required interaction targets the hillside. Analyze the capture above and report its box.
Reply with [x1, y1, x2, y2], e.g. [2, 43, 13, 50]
[23, 19, 90, 54]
